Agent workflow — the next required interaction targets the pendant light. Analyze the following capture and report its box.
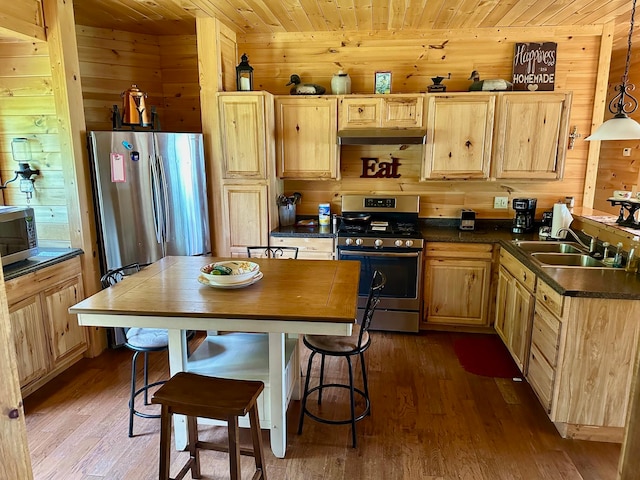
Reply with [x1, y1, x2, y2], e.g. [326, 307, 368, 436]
[586, 0, 640, 141]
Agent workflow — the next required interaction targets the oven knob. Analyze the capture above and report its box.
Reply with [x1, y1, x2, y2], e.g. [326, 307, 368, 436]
[345, 238, 354, 246]
[374, 239, 383, 247]
[395, 240, 403, 247]
[405, 240, 414, 247]
[355, 238, 363, 246]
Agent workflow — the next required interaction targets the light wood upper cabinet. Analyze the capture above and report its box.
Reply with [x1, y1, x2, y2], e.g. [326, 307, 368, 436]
[222, 183, 270, 257]
[422, 242, 493, 328]
[275, 96, 338, 179]
[422, 93, 495, 180]
[493, 92, 572, 180]
[338, 95, 424, 129]
[218, 93, 268, 179]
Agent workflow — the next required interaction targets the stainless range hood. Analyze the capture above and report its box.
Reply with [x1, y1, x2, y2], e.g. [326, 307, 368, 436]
[337, 128, 426, 145]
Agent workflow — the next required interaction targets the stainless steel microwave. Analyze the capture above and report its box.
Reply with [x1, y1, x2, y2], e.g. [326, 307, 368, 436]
[0, 206, 39, 266]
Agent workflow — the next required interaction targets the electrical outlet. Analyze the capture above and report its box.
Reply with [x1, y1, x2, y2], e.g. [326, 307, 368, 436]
[624, 148, 632, 157]
[494, 196, 509, 209]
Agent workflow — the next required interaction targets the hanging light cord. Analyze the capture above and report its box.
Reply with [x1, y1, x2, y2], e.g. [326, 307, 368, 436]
[611, 0, 639, 117]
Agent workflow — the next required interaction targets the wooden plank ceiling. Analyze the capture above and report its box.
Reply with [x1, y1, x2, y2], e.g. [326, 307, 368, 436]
[71, 0, 635, 35]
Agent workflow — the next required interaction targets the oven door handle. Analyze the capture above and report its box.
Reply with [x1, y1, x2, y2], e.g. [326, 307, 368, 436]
[339, 250, 421, 258]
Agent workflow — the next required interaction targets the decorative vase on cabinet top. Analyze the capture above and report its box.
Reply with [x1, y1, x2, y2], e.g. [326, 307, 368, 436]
[331, 70, 352, 94]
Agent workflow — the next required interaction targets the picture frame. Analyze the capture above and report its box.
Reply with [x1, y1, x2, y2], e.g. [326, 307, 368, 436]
[374, 71, 391, 94]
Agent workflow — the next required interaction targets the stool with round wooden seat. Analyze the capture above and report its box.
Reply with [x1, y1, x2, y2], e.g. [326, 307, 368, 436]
[151, 372, 267, 480]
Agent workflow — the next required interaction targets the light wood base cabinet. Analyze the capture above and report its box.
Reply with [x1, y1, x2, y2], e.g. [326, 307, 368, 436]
[494, 249, 536, 373]
[5, 256, 87, 397]
[422, 242, 494, 328]
[527, 281, 640, 443]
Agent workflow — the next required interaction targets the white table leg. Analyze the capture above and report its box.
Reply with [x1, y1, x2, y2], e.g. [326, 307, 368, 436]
[269, 332, 287, 458]
[168, 329, 188, 450]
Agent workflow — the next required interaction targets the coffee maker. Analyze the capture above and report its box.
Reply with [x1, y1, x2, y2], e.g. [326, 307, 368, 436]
[512, 198, 537, 233]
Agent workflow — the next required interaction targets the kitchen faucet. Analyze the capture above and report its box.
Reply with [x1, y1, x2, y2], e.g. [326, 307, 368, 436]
[555, 227, 597, 254]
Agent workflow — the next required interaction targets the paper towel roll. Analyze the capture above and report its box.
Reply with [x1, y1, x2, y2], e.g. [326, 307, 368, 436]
[551, 203, 573, 239]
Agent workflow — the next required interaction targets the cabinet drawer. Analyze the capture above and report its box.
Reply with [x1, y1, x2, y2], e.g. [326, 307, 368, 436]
[536, 280, 564, 318]
[527, 342, 555, 413]
[531, 303, 561, 368]
[425, 242, 493, 260]
[499, 249, 536, 292]
[270, 236, 335, 255]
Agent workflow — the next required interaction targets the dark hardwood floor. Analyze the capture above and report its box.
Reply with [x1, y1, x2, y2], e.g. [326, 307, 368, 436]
[23, 331, 621, 479]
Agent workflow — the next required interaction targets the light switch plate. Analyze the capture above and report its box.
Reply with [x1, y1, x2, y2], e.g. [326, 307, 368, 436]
[494, 197, 509, 209]
[623, 148, 632, 157]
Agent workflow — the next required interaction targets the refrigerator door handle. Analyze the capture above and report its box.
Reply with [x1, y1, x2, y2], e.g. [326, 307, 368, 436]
[157, 154, 170, 242]
[149, 154, 164, 244]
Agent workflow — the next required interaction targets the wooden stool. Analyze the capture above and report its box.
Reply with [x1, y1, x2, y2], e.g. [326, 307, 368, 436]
[151, 372, 267, 480]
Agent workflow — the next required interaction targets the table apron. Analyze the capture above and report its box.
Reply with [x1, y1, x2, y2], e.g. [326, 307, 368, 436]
[75, 313, 354, 336]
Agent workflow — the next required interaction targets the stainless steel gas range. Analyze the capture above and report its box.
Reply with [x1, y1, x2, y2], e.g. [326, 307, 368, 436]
[336, 194, 423, 333]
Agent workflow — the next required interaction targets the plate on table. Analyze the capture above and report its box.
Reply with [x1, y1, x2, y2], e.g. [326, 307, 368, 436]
[198, 271, 263, 289]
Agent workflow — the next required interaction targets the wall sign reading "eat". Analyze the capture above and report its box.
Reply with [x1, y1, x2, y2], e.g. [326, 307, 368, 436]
[360, 157, 402, 178]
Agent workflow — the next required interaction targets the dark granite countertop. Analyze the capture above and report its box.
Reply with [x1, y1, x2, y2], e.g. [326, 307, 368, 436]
[271, 218, 640, 300]
[419, 219, 640, 300]
[271, 224, 337, 238]
[3, 248, 84, 281]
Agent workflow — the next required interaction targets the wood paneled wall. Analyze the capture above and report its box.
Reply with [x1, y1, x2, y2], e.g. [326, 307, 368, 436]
[0, 39, 71, 247]
[158, 35, 200, 132]
[594, 18, 640, 215]
[237, 26, 606, 219]
[76, 25, 164, 131]
[76, 26, 201, 133]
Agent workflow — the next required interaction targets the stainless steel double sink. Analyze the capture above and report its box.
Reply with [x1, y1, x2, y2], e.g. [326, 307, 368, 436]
[512, 240, 615, 269]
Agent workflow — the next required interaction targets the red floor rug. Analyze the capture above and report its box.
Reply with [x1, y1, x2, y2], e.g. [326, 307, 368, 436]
[453, 334, 522, 378]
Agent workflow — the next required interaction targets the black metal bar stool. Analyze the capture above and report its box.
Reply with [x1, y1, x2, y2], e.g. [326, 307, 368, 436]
[297, 270, 385, 447]
[100, 263, 169, 437]
[151, 372, 267, 480]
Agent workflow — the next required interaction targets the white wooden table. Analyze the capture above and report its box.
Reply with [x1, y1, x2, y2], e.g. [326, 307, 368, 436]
[69, 256, 359, 458]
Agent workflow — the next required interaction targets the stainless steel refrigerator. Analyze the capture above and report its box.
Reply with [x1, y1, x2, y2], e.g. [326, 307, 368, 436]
[88, 131, 210, 275]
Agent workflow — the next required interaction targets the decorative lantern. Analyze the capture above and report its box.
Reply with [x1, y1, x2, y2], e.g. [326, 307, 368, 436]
[236, 53, 254, 91]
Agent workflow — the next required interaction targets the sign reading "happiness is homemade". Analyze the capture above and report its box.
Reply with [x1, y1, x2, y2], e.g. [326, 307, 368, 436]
[512, 42, 557, 91]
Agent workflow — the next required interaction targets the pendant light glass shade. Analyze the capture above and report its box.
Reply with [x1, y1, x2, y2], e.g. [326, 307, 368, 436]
[585, 114, 640, 140]
[586, 0, 640, 141]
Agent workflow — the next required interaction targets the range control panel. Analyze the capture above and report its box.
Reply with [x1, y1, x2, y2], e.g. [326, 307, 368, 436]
[364, 197, 396, 209]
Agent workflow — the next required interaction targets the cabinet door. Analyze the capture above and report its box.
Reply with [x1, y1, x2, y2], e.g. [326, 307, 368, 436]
[223, 184, 270, 256]
[422, 94, 495, 179]
[9, 295, 49, 387]
[383, 96, 423, 128]
[219, 94, 267, 179]
[493, 92, 571, 179]
[339, 97, 381, 129]
[423, 258, 491, 326]
[275, 97, 338, 179]
[509, 279, 534, 373]
[494, 265, 511, 342]
[43, 276, 87, 365]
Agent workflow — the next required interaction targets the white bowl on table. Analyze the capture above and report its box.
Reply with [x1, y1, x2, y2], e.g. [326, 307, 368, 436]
[200, 261, 260, 284]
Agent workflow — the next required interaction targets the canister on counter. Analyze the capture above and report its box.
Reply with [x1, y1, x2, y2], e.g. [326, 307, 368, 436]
[319, 203, 330, 226]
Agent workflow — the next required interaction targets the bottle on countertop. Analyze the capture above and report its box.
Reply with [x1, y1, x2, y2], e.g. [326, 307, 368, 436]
[626, 236, 640, 273]
[614, 242, 624, 268]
